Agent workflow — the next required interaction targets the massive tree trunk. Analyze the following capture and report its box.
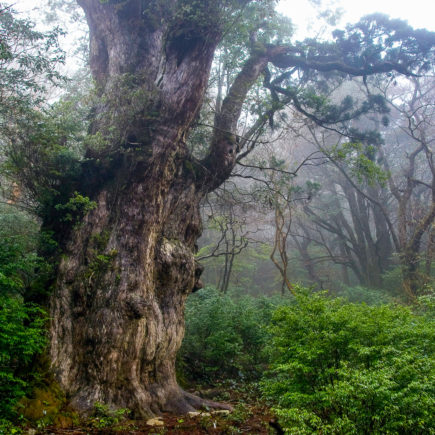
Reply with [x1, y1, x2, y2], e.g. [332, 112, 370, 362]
[50, 0, 222, 416]
[51, 178, 205, 415]
[48, 0, 276, 417]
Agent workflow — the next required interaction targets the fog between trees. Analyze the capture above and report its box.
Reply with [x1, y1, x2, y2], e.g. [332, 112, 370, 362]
[199, 74, 434, 301]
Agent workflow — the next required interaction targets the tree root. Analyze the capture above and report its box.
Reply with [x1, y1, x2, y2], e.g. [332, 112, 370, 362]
[183, 389, 233, 411]
[67, 384, 233, 419]
[163, 388, 233, 415]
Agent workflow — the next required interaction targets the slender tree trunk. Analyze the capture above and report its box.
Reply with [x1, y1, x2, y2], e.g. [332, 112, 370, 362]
[401, 250, 421, 300]
[270, 205, 293, 295]
[369, 187, 394, 271]
[222, 251, 235, 294]
[338, 243, 351, 286]
[425, 224, 434, 279]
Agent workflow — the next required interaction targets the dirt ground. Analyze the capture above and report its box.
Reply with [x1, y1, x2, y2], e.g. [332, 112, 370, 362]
[36, 383, 279, 435]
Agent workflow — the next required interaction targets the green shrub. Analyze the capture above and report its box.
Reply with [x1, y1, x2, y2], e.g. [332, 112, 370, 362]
[0, 418, 22, 434]
[335, 284, 394, 305]
[382, 266, 404, 296]
[0, 207, 41, 296]
[88, 402, 130, 429]
[262, 292, 435, 434]
[0, 296, 47, 419]
[0, 207, 48, 422]
[178, 287, 286, 382]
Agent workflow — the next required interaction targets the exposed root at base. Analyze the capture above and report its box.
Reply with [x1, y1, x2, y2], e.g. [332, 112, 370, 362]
[182, 389, 233, 412]
[162, 388, 233, 416]
[65, 385, 233, 420]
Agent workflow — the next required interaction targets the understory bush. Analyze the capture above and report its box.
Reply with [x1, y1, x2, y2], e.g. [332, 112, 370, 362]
[0, 296, 47, 420]
[178, 286, 288, 382]
[0, 208, 48, 423]
[335, 284, 394, 305]
[262, 292, 435, 434]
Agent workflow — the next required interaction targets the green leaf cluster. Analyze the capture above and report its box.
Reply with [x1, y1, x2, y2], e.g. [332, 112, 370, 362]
[2, 103, 87, 222]
[331, 142, 389, 185]
[0, 4, 65, 134]
[0, 297, 47, 420]
[262, 292, 435, 434]
[178, 286, 287, 382]
[54, 191, 96, 226]
[0, 206, 49, 423]
[0, 5, 91, 234]
[88, 402, 130, 429]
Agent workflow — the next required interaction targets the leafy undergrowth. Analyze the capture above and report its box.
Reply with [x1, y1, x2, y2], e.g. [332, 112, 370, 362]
[33, 383, 276, 434]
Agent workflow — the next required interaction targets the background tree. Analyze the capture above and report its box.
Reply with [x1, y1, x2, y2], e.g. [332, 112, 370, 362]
[290, 72, 435, 299]
[197, 185, 261, 294]
[378, 74, 435, 298]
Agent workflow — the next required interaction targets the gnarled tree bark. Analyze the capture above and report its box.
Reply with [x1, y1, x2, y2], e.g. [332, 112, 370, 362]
[50, 0, 223, 416]
[49, 0, 275, 417]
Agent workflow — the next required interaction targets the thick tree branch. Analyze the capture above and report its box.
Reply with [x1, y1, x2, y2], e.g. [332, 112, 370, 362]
[201, 45, 288, 190]
[271, 53, 417, 77]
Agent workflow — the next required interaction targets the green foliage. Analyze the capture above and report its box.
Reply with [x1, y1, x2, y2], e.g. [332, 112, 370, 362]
[382, 266, 406, 296]
[416, 292, 435, 317]
[82, 231, 117, 288]
[2, 104, 85, 222]
[172, 0, 280, 43]
[333, 14, 435, 74]
[54, 191, 96, 226]
[178, 287, 287, 382]
[86, 251, 117, 278]
[0, 7, 74, 222]
[0, 205, 54, 304]
[0, 206, 49, 423]
[0, 4, 64, 124]
[0, 418, 22, 434]
[331, 142, 389, 186]
[89, 402, 130, 429]
[262, 292, 435, 434]
[335, 285, 394, 305]
[0, 206, 41, 296]
[0, 296, 47, 419]
[0, 6, 89, 225]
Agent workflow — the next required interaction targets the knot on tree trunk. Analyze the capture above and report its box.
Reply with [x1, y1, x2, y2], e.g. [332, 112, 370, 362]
[156, 238, 196, 294]
[125, 295, 151, 319]
[193, 260, 204, 292]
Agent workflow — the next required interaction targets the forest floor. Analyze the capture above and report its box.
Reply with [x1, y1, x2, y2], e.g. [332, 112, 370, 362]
[36, 382, 277, 435]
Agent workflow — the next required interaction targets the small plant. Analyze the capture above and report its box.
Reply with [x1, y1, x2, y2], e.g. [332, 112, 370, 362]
[54, 191, 96, 226]
[88, 402, 130, 429]
[227, 403, 253, 425]
[0, 419, 22, 434]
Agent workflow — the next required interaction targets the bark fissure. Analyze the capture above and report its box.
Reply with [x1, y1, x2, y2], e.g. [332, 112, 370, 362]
[50, 1, 225, 417]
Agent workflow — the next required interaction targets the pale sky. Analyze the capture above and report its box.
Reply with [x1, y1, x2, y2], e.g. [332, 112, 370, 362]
[7, 0, 435, 60]
[278, 0, 435, 39]
[9, 0, 435, 34]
